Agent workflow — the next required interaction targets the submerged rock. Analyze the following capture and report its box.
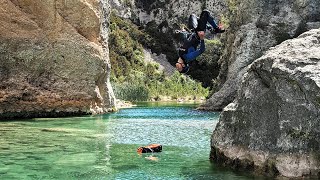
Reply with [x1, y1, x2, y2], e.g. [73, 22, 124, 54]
[0, 0, 115, 119]
[211, 29, 320, 178]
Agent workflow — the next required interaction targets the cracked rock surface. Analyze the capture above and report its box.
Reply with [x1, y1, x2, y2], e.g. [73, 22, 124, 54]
[211, 29, 320, 178]
[0, 0, 115, 119]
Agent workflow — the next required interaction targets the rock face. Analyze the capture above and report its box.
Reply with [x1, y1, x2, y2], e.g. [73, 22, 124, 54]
[143, 49, 175, 76]
[200, 0, 320, 110]
[110, 0, 320, 111]
[0, 0, 115, 119]
[111, 0, 203, 25]
[110, 0, 228, 37]
[211, 29, 320, 178]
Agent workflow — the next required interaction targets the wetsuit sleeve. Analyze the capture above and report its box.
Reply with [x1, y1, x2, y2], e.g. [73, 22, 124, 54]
[199, 40, 205, 54]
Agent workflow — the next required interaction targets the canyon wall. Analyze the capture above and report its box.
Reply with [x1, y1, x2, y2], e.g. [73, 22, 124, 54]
[201, 0, 320, 110]
[0, 0, 115, 119]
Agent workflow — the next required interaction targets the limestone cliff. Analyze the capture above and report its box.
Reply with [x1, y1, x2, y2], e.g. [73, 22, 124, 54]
[0, 0, 115, 119]
[110, 1, 320, 110]
[211, 29, 320, 178]
[201, 0, 320, 110]
[111, 0, 320, 110]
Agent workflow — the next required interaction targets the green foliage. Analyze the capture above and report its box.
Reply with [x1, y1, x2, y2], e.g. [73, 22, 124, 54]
[220, 14, 230, 29]
[200, 39, 222, 64]
[317, 96, 320, 106]
[227, 0, 238, 14]
[144, 21, 177, 61]
[113, 82, 150, 102]
[135, 0, 171, 14]
[147, 72, 209, 99]
[287, 129, 310, 140]
[109, 13, 208, 102]
[121, 0, 132, 7]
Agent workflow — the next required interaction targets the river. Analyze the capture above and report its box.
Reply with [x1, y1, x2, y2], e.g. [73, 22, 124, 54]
[0, 102, 266, 179]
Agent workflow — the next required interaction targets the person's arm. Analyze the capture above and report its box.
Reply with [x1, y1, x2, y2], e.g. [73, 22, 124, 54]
[199, 40, 205, 54]
[183, 40, 205, 63]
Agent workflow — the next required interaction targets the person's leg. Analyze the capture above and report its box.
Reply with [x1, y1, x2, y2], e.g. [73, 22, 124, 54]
[196, 10, 218, 31]
[188, 14, 198, 31]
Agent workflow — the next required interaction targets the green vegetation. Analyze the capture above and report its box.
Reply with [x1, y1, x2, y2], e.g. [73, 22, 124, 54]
[135, 0, 171, 14]
[220, 14, 230, 29]
[109, 13, 208, 102]
[121, 0, 132, 7]
[227, 0, 238, 14]
[287, 129, 311, 140]
[316, 96, 320, 106]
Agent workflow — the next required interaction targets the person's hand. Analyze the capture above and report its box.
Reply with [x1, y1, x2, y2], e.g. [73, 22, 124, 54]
[214, 28, 225, 33]
[214, 23, 225, 33]
[197, 31, 205, 40]
[176, 58, 185, 72]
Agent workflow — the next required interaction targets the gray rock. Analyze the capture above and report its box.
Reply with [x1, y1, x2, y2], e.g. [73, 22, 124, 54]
[110, 0, 226, 30]
[211, 29, 320, 178]
[143, 49, 175, 76]
[201, 0, 320, 111]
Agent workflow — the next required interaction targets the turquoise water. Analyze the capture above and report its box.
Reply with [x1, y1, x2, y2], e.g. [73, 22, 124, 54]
[0, 102, 263, 179]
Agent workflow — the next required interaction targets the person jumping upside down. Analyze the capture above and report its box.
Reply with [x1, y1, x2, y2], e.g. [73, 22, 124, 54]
[175, 10, 225, 73]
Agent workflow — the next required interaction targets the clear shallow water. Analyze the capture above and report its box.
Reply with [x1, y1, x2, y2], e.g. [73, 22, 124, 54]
[0, 102, 265, 179]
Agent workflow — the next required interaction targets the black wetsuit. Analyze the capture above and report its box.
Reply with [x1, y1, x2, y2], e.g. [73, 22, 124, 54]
[177, 10, 221, 73]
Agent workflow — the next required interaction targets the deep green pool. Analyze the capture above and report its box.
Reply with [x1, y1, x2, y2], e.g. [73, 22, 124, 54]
[0, 102, 264, 179]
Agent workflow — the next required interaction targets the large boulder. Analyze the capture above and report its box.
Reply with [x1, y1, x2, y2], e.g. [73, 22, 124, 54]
[0, 0, 115, 119]
[211, 29, 320, 178]
[201, 0, 320, 110]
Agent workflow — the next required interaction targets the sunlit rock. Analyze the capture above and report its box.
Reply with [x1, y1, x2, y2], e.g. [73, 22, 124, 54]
[0, 0, 115, 119]
[211, 29, 320, 178]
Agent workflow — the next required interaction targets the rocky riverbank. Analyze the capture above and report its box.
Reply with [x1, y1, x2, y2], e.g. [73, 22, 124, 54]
[211, 29, 320, 178]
